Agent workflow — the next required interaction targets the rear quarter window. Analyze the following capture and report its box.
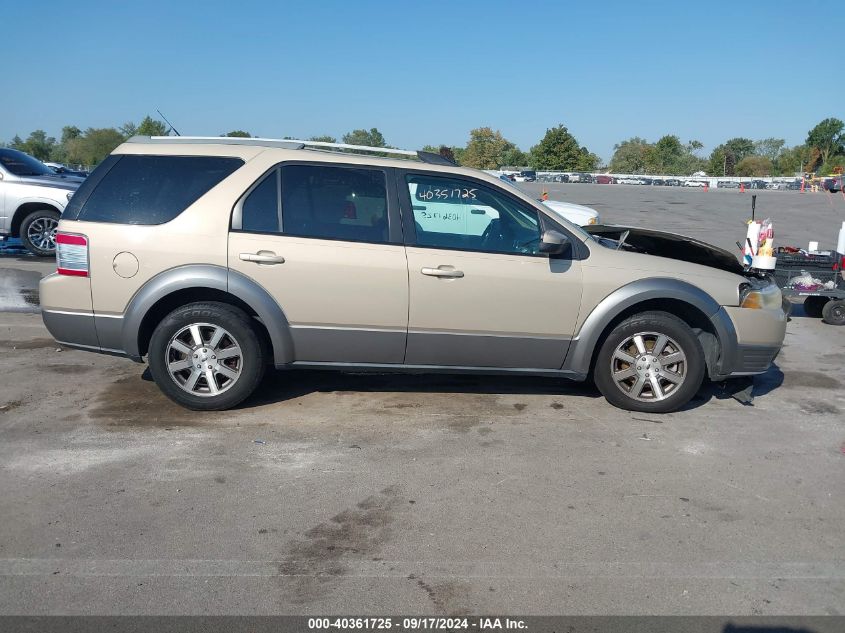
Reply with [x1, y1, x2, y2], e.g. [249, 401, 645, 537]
[75, 155, 243, 225]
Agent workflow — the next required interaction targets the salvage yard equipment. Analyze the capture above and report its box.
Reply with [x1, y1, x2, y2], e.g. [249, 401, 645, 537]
[774, 249, 845, 325]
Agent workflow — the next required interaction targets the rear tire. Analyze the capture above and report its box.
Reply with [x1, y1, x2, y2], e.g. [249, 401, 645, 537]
[20, 209, 60, 257]
[148, 302, 266, 410]
[803, 296, 828, 318]
[594, 311, 705, 414]
[821, 299, 845, 326]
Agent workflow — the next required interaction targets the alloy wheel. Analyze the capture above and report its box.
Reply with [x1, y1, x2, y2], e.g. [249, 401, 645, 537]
[166, 323, 243, 397]
[27, 217, 58, 251]
[610, 331, 687, 402]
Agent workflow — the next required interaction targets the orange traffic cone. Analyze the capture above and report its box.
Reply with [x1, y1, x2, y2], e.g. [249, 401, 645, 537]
[703, 183, 709, 192]
[740, 182, 745, 193]
[800, 178, 805, 193]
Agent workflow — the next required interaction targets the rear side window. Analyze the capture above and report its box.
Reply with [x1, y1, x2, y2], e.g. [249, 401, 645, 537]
[77, 155, 242, 224]
[281, 165, 388, 243]
[234, 164, 390, 243]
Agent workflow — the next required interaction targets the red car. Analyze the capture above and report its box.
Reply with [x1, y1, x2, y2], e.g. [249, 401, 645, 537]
[595, 175, 615, 184]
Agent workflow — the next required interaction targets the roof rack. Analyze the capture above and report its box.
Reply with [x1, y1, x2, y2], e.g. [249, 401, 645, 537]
[125, 136, 456, 165]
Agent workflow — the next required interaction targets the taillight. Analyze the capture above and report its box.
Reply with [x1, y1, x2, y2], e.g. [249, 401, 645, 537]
[56, 232, 89, 277]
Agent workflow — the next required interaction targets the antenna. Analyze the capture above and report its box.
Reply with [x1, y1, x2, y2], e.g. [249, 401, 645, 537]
[156, 109, 181, 136]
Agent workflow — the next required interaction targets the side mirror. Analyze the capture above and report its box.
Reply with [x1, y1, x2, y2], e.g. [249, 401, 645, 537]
[539, 229, 569, 255]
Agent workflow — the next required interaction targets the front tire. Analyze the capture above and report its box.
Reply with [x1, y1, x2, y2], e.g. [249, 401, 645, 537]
[148, 302, 266, 410]
[20, 209, 60, 257]
[594, 311, 705, 413]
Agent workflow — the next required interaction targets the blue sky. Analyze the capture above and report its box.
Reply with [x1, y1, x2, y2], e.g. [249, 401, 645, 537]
[3, 0, 843, 161]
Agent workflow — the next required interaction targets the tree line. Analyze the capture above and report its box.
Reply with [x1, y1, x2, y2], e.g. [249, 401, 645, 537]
[608, 117, 844, 177]
[3, 115, 842, 177]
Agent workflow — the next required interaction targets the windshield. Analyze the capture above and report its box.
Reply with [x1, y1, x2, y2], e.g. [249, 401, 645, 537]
[0, 149, 55, 176]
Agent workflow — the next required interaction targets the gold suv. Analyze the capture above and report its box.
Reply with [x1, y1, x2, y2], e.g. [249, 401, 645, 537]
[39, 137, 787, 413]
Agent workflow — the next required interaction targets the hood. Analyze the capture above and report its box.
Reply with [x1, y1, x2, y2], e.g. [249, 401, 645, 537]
[542, 200, 599, 224]
[16, 174, 83, 190]
[585, 224, 745, 275]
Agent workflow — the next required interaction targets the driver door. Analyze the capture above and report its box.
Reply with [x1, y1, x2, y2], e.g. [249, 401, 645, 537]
[399, 171, 583, 370]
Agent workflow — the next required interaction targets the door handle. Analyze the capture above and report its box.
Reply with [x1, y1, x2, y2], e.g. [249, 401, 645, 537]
[239, 252, 285, 264]
[421, 267, 464, 278]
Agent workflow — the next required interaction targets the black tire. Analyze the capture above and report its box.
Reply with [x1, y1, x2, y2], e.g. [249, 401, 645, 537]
[821, 299, 845, 326]
[148, 302, 266, 410]
[593, 311, 705, 414]
[20, 208, 60, 257]
[803, 296, 829, 318]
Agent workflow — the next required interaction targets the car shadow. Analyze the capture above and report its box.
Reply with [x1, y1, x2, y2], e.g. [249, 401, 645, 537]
[242, 368, 603, 408]
[145, 361, 785, 413]
[687, 362, 785, 410]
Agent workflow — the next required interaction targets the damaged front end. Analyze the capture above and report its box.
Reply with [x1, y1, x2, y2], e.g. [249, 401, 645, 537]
[584, 224, 746, 275]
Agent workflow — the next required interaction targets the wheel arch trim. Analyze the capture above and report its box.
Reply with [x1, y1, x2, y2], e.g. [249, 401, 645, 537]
[563, 277, 724, 376]
[120, 264, 294, 365]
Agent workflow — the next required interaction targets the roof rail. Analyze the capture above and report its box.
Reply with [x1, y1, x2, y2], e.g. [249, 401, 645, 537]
[125, 136, 456, 165]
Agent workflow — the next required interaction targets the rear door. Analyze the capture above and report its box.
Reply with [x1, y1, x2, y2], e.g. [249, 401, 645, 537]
[399, 170, 583, 369]
[228, 163, 409, 364]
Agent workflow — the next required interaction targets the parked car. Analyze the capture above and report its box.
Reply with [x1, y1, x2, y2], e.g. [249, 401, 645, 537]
[553, 174, 569, 183]
[651, 178, 665, 186]
[513, 170, 537, 182]
[43, 162, 90, 178]
[0, 148, 84, 256]
[822, 177, 842, 192]
[496, 175, 599, 226]
[717, 181, 740, 189]
[664, 178, 682, 187]
[750, 180, 768, 190]
[787, 180, 803, 190]
[41, 136, 786, 414]
[594, 175, 614, 184]
[683, 180, 707, 187]
[541, 200, 600, 226]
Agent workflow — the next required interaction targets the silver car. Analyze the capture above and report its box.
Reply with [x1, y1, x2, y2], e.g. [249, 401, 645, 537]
[0, 148, 83, 256]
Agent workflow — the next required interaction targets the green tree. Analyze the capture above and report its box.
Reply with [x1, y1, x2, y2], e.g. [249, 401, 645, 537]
[753, 138, 785, 161]
[16, 130, 56, 161]
[724, 137, 755, 162]
[735, 155, 773, 176]
[224, 130, 252, 137]
[136, 115, 169, 137]
[806, 117, 844, 168]
[66, 128, 125, 166]
[500, 146, 528, 169]
[119, 122, 138, 138]
[9, 135, 24, 151]
[776, 144, 811, 176]
[575, 148, 600, 171]
[528, 124, 591, 171]
[819, 156, 845, 175]
[609, 137, 652, 173]
[342, 128, 386, 147]
[461, 127, 514, 169]
[308, 135, 337, 143]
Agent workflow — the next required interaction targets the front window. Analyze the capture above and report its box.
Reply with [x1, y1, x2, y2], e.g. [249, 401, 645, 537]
[406, 174, 542, 255]
[0, 149, 54, 177]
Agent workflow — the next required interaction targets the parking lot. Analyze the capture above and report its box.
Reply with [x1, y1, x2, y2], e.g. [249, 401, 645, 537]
[0, 185, 843, 616]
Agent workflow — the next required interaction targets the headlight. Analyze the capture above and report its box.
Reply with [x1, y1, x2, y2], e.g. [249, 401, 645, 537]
[66, 192, 74, 201]
[588, 216, 598, 225]
[740, 281, 782, 310]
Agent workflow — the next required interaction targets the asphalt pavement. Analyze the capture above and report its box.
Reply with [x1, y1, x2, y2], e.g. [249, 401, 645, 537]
[0, 188, 843, 616]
